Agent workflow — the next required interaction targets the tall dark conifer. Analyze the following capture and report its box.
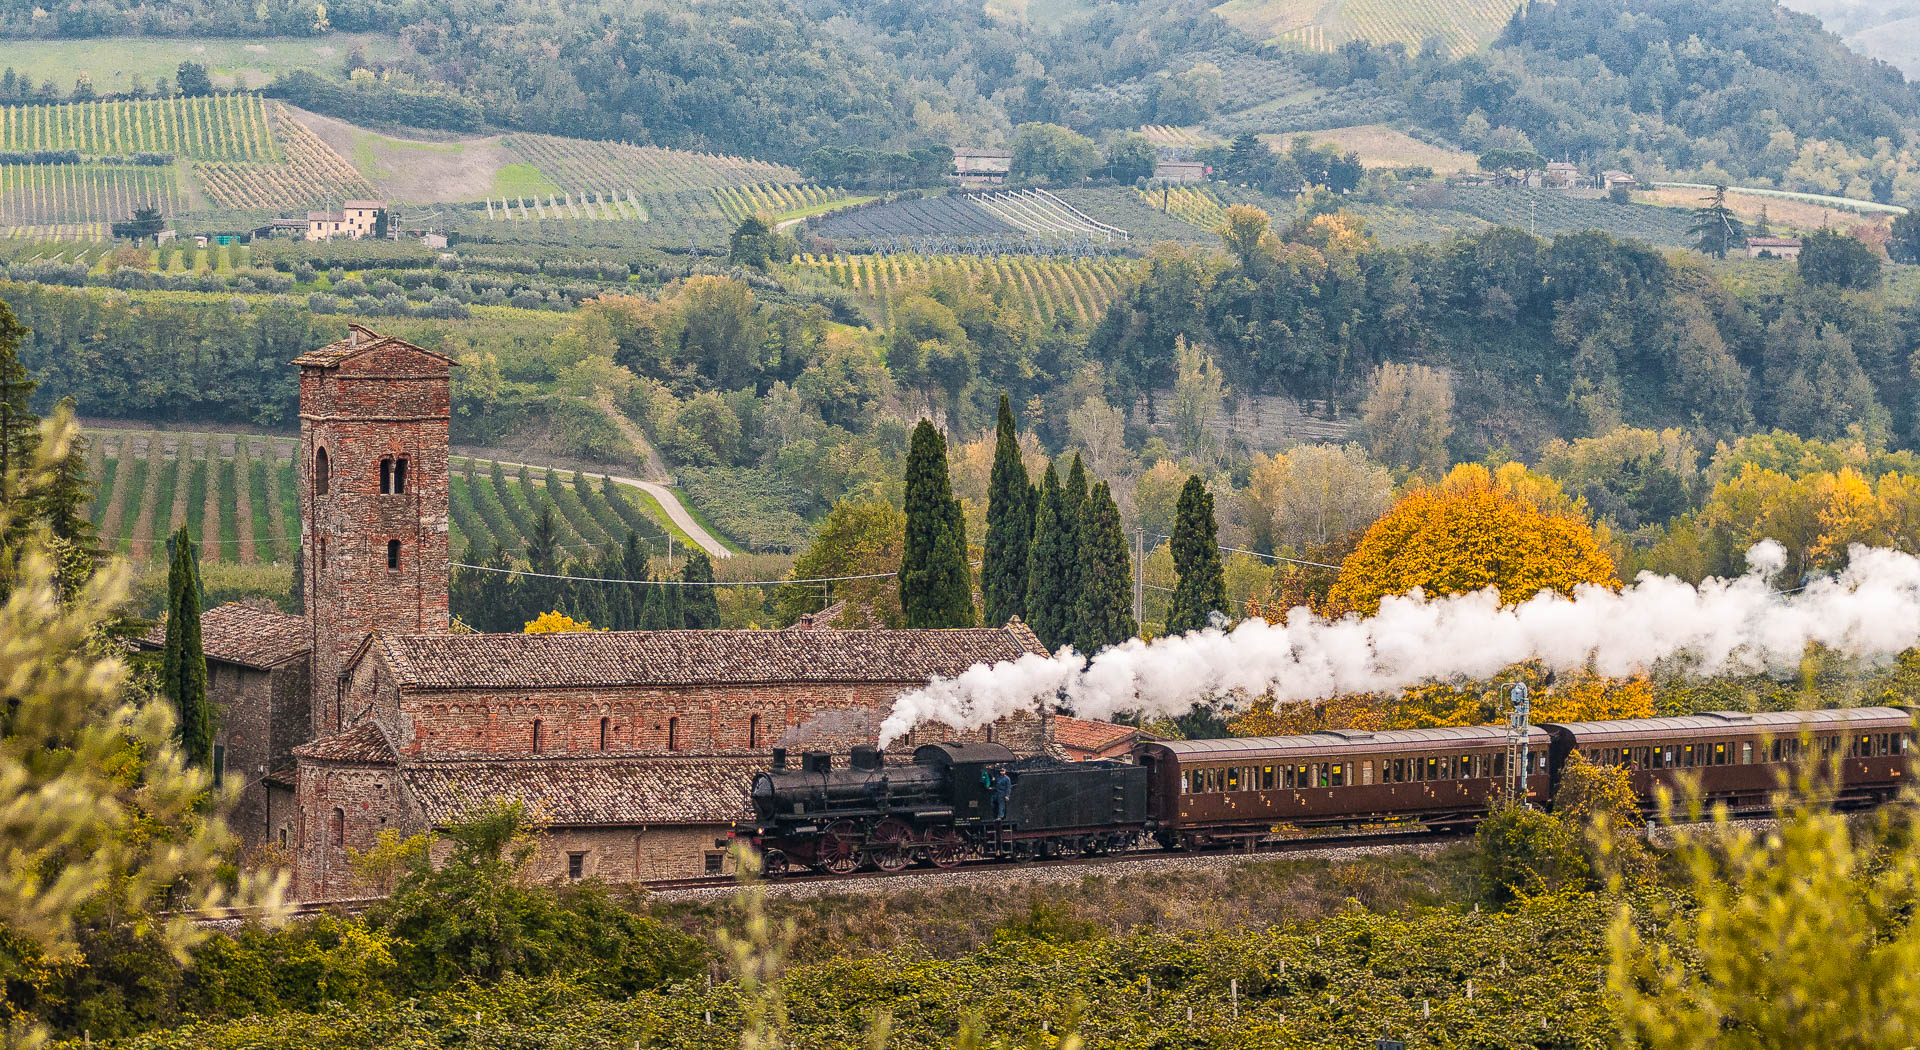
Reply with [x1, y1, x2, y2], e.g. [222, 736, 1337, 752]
[982, 394, 1032, 626]
[520, 500, 560, 623]
[290, 541, 305, 616]
[1072, 481, 1136, 655]
[1167, 475, 1228, 634]
[0, 302, 35, 508]
[615, 531, 650, 629]
[1024, 463, 1073, 650]
[899, 419, 976, 628]
[680, 548, 720, 628]
[161, 526, 213, 767]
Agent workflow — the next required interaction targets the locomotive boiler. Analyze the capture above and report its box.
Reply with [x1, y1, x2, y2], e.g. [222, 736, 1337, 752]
[736, 741, 1149, 875]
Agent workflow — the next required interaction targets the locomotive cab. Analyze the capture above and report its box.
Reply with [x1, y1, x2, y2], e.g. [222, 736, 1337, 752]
[912, 741, 1017, 823]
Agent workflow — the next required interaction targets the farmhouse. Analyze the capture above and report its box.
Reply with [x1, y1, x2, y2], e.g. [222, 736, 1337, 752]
[1153, 160, 1208, 183]
[952, 149, 1012, 186]
[1542, 162, 1579, 189]
[167, 323, 1058, 898]
[1746, 235, 1803, 259]
[1600, 170, 1638, 192]
[306, 199, 388, 241]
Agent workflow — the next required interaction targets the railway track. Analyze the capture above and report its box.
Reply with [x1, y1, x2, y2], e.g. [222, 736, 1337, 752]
[642, 824, 1464, 895]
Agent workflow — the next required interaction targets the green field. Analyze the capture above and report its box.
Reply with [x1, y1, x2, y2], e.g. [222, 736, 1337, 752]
[83, 430, 687, 572]
[1216, 0, 1521, 55]
[0, 34, 403, 94]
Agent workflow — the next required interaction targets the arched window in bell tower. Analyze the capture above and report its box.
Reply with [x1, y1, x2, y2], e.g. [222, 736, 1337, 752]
[314, 446, 330, 496]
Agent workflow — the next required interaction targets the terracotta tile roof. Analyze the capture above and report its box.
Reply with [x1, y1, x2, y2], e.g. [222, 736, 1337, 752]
[293, 323, 456, 368]
[138, 601, 309, 670]
[1049, 714, 1155, 760]
[293, 721, 396, 764]
[372, 622, 1048, 691]
[403, 756, 763, 826]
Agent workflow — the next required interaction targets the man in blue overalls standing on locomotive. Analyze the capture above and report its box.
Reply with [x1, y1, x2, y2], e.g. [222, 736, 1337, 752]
[990, 766, 1012, 822]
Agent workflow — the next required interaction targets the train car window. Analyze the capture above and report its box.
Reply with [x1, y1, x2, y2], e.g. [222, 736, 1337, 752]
[1424, 756, 1438, 780]
[1331, 764, 1346, 787]
[1681, 744, 1694, 767]
[1713, 743, 1726, 765]
[1361, 761, 1373, 786]
[1741, 742, 1754, 764]
[1262, 766, 1275, 789]
[1492, 753, 1506, 778]
[1227, 767, 1241, 791]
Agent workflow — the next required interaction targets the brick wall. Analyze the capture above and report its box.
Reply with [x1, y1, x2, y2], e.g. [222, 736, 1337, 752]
[300, 338, 451, 739]
[385, 680, 1047, 759]
[294, 759, 402, 899]
[210, 662, 273, 848]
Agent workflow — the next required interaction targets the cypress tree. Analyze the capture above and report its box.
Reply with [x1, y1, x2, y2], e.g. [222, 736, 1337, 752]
[616, 531, 650, 629]
[1063, 453, 1088, 539]
[640, 576, 672, 629]
[1024, 464, 1073, 650]
[450, 538, 489, 628]
[898, 419, 976, 628]
[982, 394, 1032, 626]
[161, 526, 213, 767]
[1072, 481, 1136, 655]
[0, 302, 35, 508]
[521, 500, 560, 622]
[290, 541, 305, 616]
[1167, 474, 1229, 634]
[680, 548, 720, 628]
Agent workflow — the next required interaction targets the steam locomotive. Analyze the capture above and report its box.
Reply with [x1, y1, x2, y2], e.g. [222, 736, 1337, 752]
[730, 706, 1916, 876]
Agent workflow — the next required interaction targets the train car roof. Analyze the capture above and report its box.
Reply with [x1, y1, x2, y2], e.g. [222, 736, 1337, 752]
[912, 741, 1018, 766]
[1545, 706, 1912, 741]
[1137, 724, 1548, 761]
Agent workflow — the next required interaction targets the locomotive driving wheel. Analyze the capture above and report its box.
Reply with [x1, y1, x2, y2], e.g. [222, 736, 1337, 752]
[761, 850, 790, 878]
[867, 818, 915, 872]
[816, 820, 864, 875]
[924, 827, 967, 869]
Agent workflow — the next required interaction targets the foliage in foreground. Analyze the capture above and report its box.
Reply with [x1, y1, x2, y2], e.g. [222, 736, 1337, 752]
[1612, 772, 1920, 1047]
[91, 892, 1619, 1050]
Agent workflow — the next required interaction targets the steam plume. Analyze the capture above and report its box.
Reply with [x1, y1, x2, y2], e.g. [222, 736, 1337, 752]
[877, 542, 1920, 747]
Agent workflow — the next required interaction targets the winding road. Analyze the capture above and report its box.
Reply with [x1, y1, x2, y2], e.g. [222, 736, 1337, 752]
[469, 456, 734, 559]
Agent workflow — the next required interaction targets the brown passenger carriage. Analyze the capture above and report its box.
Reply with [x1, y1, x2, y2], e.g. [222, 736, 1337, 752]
[1132, 726, 1552, 847]
[1542, 707, 1915, 815]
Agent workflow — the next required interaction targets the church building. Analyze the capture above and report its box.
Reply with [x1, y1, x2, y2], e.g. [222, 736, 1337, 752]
[150, 324, 1053, 899]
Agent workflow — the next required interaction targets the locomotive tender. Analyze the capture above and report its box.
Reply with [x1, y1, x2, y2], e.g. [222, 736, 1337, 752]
[732, 706, 1915, 875]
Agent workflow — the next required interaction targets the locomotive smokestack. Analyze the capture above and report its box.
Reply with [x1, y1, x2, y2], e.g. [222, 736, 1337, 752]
[770, 747, 787, 771]
[850, 744, 882, 770]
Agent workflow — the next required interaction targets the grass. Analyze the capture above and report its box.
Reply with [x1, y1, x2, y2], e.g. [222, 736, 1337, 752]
[489, 162, 563, 199]
[775, 194, 877, 223]
[0, 33, 402, 94]
[626, 484, 705, 551]
[1215, 0, 1520, 55]
[1266, 125, 1476, 171]
[1637, 185, 1897, 237]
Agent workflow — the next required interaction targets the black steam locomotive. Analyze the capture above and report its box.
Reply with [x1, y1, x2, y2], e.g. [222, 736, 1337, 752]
[731, 707, 1918, 876]
[737, 742, 1146, 875]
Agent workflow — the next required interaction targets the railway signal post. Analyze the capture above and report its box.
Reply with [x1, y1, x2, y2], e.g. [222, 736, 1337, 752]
[1506, 680, 1531, 802]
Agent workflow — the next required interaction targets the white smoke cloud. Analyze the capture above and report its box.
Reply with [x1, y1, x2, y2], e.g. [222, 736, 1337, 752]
[876, 542, 1920, 748]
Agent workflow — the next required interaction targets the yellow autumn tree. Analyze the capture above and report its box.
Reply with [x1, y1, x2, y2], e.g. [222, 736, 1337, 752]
[1328, 462, 1618, 615]
[523, 611, 596, 633]
[1232, 465, 1649, 737]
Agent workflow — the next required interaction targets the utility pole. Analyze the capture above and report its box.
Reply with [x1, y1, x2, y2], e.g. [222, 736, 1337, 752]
[1133, 528, 1145, 628]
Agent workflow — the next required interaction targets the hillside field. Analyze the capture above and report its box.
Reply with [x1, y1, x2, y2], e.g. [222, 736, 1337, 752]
[0, 33, 403, 94]
[1215, 0, 1522, 55]
[81, 429, 692, 571]
[796, 251, 1138, 327]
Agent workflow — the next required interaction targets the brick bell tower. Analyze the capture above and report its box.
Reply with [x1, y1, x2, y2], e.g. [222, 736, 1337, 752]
[296, 323, 455, 736]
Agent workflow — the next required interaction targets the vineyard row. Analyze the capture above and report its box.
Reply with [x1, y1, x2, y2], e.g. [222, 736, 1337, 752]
[0, 94, 277, 162]
[796, 251, 1138, 327]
